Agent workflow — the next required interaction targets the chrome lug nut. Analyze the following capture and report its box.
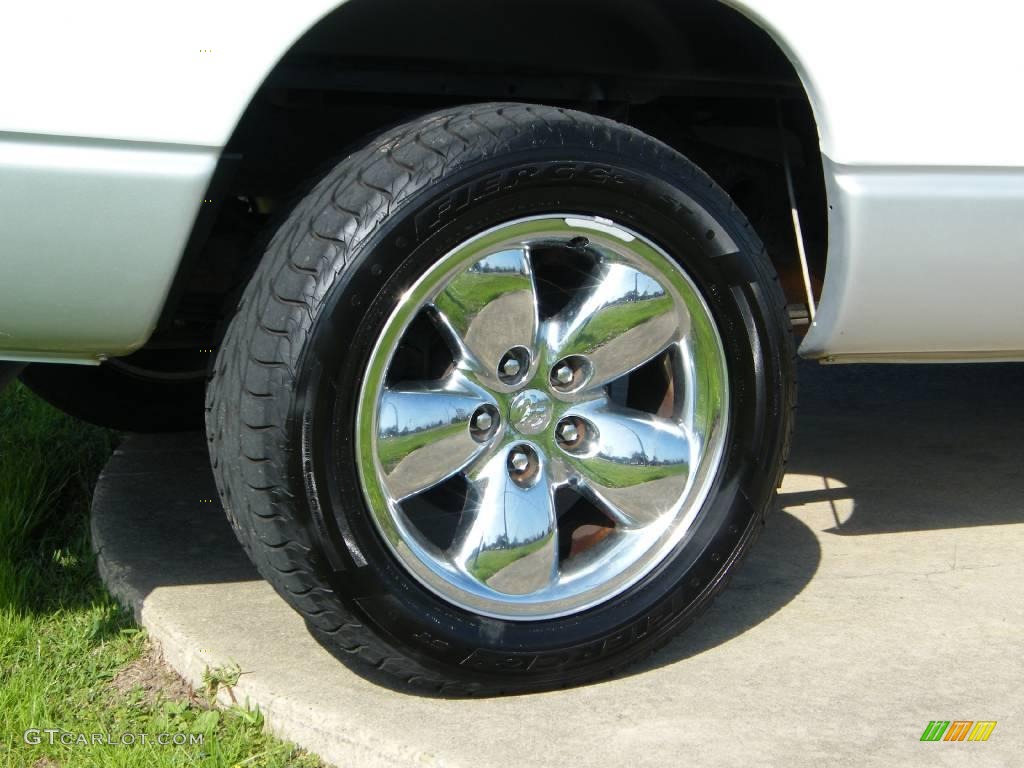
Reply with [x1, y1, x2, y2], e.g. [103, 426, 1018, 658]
[551, 355, 592, 391]
[554, 365, 573, 385]
[510, 451, 530, 473]
[498, 347, 530, 384]
[558, 422, 579, 443]
[470, 406, 499, 442]
[556, 418, 591, 453]
[507, 445, 540, 487]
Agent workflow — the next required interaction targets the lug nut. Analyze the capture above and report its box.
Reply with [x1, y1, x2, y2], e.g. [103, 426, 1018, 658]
[498, 347, 530, 384]
[558, 422, 579, 443]
[510, 451, 530, 473]
[507, 445, 539, 486]
[470, 406, 499, 442]
[551, 356, 592, 391]
[556, 418, 593, 453]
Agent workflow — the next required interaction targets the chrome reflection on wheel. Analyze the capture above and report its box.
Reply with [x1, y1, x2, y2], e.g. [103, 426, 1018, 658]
[356, 215, 728, 619]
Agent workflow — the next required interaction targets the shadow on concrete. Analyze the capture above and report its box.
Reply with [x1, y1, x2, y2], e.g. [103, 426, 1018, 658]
[624, 362, 1024, 677]
[91, 434, 259, 594]
[786, 361, 1024, 535]
[91, 362, 1024, 693]
[626, 508, 820, 676]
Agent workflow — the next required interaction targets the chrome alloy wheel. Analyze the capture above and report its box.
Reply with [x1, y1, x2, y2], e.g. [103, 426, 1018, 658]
[356, 215, 729, 620]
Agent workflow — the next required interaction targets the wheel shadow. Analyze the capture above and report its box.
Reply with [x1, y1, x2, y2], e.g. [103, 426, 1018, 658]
[627, 507, 819, 676]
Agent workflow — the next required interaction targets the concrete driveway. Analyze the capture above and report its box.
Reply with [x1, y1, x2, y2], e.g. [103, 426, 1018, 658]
[93, 362, 1024, 767]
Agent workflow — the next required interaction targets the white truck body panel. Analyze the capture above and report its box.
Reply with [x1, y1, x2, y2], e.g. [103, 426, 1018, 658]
[1, 1, 1022, 362]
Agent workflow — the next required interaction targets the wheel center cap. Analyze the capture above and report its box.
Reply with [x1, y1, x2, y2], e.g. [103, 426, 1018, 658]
[509, 389, 553, 435]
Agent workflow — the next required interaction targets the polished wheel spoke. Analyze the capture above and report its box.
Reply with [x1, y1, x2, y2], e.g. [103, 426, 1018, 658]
[561, 400, 692, 528]
[546, 261, 682, 389]
[376, 373, 493, 500]
[450, 450, 558, 595]
[431, 247, 539, 381]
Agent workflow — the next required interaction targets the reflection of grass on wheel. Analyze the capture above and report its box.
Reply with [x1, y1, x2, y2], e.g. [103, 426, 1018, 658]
[580, 457, 686, 488]
[434, 272, 530, 320]
[574, 295, 674, 350]
[377, 420, 466, 471]
[470, 535, 550, 584]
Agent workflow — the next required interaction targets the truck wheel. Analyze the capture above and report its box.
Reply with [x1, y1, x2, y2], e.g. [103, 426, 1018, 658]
[21, 350, 206, 432]
[206, 103, 794, 694]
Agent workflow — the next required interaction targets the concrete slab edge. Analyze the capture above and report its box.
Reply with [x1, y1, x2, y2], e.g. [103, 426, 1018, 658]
[90, 461, 444, 768]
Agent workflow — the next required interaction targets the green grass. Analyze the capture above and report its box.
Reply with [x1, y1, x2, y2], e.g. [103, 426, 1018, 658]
[0, 383, 322, 768]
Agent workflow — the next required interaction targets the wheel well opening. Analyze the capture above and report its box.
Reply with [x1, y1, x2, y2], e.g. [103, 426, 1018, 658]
[157, 0, 826, 351]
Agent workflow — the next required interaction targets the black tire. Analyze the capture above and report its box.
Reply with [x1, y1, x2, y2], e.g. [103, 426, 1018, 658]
[21, 350, 206, 432]
[206, 103, 795, 694]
